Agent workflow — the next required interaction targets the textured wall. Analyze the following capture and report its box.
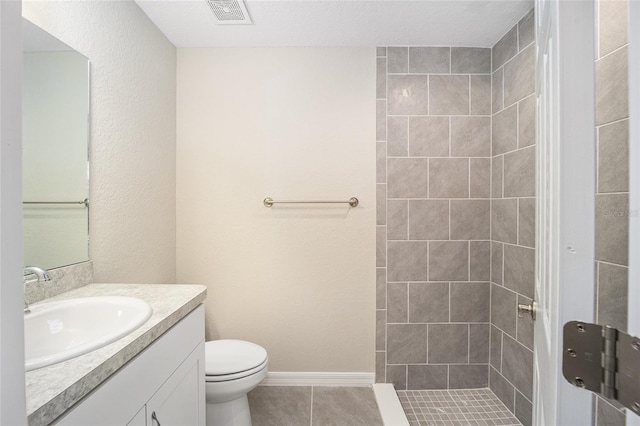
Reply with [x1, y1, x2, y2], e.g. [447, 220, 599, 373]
[23, 2, 177, 283]
[593, 0, 630, 424]
[488, 9, 536, 426]
[375, 45, 494, 390]
[176, 48, 376, 372]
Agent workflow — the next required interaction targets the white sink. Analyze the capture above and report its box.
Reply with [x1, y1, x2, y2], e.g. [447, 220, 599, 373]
[25, 296, 153, 372]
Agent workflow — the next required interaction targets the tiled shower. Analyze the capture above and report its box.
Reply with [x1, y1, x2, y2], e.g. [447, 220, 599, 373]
[375, 9, 535, 426]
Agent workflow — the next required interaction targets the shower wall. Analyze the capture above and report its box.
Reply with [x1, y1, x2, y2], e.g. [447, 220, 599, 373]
[375, 45, 493, 390]
[488, 10, 535, 426]
[593, 0, 630, 424]
[375, 9, 536, 426]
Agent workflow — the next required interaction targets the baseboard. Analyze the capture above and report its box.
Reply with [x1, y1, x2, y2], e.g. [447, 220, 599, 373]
[260, 372, 375, 387]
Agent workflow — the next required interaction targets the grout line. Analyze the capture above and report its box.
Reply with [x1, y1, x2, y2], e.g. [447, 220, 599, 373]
[595, 42, 629, 63]
[310, 386, 314, 426]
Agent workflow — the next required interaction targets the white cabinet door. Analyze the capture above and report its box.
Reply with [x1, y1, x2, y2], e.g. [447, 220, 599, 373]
[127, 406, 146, 426]
[147, 341, 206, 426]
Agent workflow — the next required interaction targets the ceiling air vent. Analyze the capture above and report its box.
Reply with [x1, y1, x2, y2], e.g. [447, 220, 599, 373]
[206, 0, 253, 25]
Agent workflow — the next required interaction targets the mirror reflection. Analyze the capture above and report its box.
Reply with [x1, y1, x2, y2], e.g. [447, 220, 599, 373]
[22, 18, 90, 270]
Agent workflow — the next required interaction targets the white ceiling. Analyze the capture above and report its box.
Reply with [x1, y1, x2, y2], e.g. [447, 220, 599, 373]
[135, 0, 534, 48]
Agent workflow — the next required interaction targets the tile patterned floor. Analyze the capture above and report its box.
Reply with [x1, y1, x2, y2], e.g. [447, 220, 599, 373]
[397, 388, 522, 426]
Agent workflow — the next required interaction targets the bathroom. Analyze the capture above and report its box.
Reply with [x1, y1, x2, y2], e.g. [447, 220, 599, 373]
[0, 0, 637, 425]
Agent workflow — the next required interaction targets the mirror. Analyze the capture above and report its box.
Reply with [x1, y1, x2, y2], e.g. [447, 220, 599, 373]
[22, 18, 90, 270]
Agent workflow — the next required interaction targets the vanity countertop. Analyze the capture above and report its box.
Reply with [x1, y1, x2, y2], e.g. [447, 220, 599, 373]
[25, 283, 207, 425]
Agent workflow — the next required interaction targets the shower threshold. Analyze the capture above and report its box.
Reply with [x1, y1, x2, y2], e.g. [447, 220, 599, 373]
[373, 384, 523, 426]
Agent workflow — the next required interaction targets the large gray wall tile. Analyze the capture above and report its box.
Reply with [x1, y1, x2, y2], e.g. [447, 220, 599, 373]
[429, 158, 470, 198]
[377, 226, 386, 267]
[596, 46, 629, 125]
[409, 116, 449, 157]
[387, 324, 427, 364]
[491, 284, 517, 337]
[518, 9, 535, 50]
[492, 155, 504, 198]
[492, 68, 504, 113]
[376, 142, 386, 183]
[515, 390, 533, 426]
[518, 94, 536, 148]
[492, 199, 518, 244]
[388, 241, 428, 281]
[449, 365, 489, 388]
[375, 351, 385, 383]
[429, 75, 470, 115]
[376, 100, 386, 141]
[248, 386, 311, 426]
[504, 244, 535, 298]
[470, 75, 491, 115]
[388, 47, 408, 73]
[376, 310, 386, 351]
[492, 104, 518, 155]
[595, 193, 629, 265]
[490, 367, 515, 411]
[388, 282, 408, 323]
[408, 200, 449, 240]
[376, 46, 387, 57]
[502, 334, 533, 399]
[376, 58, 386, 100]
[312, 387, 383, 426]
[451, 116, 491, 157]
[598, 0, 628, 58]
[490, 325, 503, 371]
[450, 282, 490, 322]
[451, 47, 491, 74]
[407, 365, 448, 390]
[470, 241, 491, 281]
[409, 282, 449, 323]
[387, 200, 408, 240]
[598, 119, 629, 193]
[376, 268, 386, 310]
[387, 116, 408, 157]
[376, 184, 386, 225]
[470, 158, 491, 198]
[504, 44, 535, 106]
[596, 397, 626, 426]
[491, 242, 504, 285]
[388, 75, 429, 115]
[470, 324, 490, 363]
[388, 158, 428, 198]
[504, 146, 535, 197]
[409, 47, 450, 73]
[518, 198, 536, 248]
[428, 323, 469, 364]
[429, 241, 469, 281]
[386, 364, 407, 390]
[597, 262, 628, 331]
[492, 27, 518, 71]
[451, 200, 490, 240]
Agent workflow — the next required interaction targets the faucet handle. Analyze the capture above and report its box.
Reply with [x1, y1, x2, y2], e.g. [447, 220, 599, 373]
[23, 266, 51, 283]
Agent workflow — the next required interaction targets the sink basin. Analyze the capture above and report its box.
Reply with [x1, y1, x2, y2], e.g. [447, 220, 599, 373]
[25, 296, 152, 371]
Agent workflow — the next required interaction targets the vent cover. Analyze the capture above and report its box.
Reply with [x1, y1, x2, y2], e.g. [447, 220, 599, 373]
[206, 0, 253, 25]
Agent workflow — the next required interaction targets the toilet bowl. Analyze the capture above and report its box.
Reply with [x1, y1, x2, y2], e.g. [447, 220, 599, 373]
[205, 339, 268, 426]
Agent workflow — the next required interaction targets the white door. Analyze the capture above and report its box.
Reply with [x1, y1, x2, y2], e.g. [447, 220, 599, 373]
[627, 1, 640, 425]
[534, 1, 597, 425]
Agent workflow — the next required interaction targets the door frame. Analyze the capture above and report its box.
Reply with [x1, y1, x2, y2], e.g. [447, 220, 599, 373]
[533, 0, 596, 424]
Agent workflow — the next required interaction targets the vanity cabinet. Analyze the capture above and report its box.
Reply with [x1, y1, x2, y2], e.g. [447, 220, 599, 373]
[54, 305, 205, 426]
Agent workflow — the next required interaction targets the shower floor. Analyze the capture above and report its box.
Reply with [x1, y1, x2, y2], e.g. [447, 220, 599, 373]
[397, 388, 522, 426]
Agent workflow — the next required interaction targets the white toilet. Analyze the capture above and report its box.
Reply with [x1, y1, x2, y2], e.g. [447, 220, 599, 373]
[205, 339, 268, 426]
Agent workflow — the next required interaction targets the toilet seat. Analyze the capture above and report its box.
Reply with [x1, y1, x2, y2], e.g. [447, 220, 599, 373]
[205, 339, 268, 382]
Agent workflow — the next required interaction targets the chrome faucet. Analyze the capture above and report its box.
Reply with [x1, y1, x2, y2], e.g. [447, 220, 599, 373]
[24, 266, 51, 314]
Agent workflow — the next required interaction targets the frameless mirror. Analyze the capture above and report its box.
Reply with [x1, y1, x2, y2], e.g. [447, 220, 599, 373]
[22, 18, 90, 269]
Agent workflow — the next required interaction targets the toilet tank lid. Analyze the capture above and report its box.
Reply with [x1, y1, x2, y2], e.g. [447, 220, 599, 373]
[205, 339, 268, 376]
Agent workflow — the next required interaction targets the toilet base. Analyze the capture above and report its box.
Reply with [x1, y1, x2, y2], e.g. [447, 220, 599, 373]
[206, 395, 252, 426]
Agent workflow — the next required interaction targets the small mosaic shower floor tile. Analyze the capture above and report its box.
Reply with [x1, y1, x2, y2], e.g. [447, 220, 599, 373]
[397, 388, 522, 426]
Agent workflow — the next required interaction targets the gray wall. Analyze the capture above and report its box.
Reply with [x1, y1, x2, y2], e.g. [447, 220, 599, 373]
[593, 0, 630, 424]
[488, 9, 535, 426]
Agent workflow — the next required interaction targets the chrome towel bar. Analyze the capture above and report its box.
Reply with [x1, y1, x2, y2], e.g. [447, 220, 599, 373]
[263, 197, 359, 208]
[24, 198, 89, 207]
